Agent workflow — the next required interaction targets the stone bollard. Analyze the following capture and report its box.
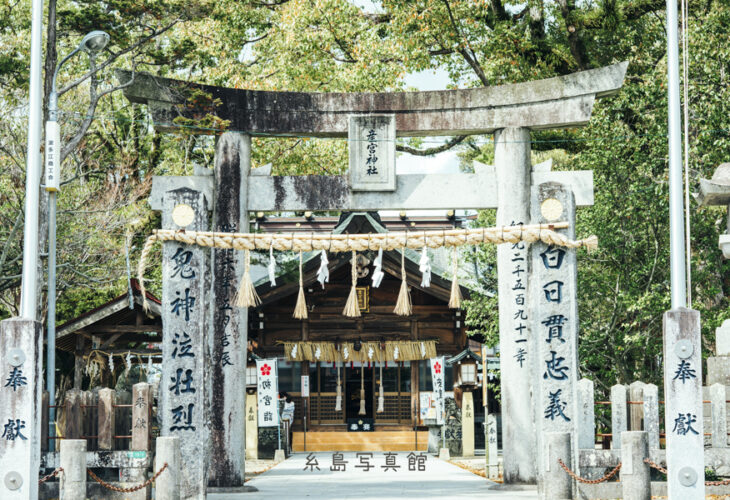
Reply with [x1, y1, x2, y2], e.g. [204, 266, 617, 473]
[60, 439, 86, 500]
[544, 432, 572, 500]
[620, 431, 650, 500]
[155, 436, 181, 500]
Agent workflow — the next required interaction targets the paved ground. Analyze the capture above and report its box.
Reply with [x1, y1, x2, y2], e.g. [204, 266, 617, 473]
[209, 452, 537, 500]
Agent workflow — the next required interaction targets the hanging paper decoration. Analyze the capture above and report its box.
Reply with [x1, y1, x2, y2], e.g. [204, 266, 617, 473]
[235, 250, 262, 307]
[372, 248, 384, 288]
[316, 249, 329, 288]
[393, 249, 412, 316]
[268, 246, 277, 287]
[293, 251, 308, 319]
[147, 355, 152, 376]
[419, 247, 431, 287]
[125, 352, 132, 372]
[343, 346, 350, 360]
[335, 363, 342, 411]
[108, 353, 114, 373]
[367, 346, 374, 360]
[359, 367, 366, 415]
[448, 247, 463, 309]
[291, 344, 298, 359]
[420, 342, 426, 358]
[377, 363, 384, 413]
[393, 346, 399, 360]
[343, 250, 361, 317]
[314, 346, 322, 360]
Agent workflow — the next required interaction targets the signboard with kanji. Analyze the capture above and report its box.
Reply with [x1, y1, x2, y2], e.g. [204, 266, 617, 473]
[256, 359, 279, 427]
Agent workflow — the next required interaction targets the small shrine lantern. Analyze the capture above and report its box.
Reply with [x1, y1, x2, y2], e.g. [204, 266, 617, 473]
[447, 347, 482, 388]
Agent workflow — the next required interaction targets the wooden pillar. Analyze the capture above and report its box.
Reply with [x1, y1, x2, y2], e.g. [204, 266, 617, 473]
[73, 336, 84, 390]
[41, 390, 49, 452]
[411, 360, 420, 427]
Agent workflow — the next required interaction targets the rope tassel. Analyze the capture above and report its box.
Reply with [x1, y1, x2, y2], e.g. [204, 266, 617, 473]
[448, 247, 462, 309]
[359, 366, 366, 415]
[393, 249, 412, 316]
[335, 363, 342, 411]
[235, 250, 262, 308]
[342, 250, 361, 317]
[377, 364, 384, 413]
[293, 251, 308, 319]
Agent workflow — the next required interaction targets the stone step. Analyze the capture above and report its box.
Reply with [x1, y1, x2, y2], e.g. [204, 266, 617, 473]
[291, 431, 428, 452]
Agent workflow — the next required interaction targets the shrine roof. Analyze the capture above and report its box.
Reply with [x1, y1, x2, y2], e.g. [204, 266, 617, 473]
[54, 278, 161, 353]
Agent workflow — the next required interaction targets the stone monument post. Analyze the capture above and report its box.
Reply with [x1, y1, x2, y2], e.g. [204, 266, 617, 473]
[208, 132, 251, 487]
[0, 318, 43, 500]
[663, 308, 705, 498]
[160, 188, 211, 499]
[496, 126, 536, 483]
[529, 182, 579, 494]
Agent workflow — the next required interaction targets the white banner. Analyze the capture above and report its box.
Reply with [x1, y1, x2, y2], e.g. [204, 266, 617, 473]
[430, 356, 446, 425]
[256, 358, 279, 427]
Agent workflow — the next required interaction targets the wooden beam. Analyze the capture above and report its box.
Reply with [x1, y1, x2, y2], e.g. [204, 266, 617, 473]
[89, 325, 162, 333]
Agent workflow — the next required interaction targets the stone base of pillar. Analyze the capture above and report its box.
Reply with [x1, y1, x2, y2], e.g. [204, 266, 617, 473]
[438, 448, 450, 460]
[274, 449, 286, 462]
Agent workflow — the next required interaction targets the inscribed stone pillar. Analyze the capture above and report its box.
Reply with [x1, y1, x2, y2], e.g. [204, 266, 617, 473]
[161, 188, 210, 499]
[610, 384, 628, 450]
[461, 391, 475, 457]
[577, 378, 595, 450]
[642, 384, 660, 450]
[663, 309, 705, 498]
[0, 318, 43, 500]
[486, 413, 499, 479]
[245, 392, 258, 460]
[131, 383, 150, 451]
[208, 132, 250, 487]
[529, 182, 579, 492]
[710, 383, 727, 448]
[495, 126, 536, 484]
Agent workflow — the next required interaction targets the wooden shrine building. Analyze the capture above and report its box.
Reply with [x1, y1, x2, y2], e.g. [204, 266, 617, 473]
[248, 212, 481, 451]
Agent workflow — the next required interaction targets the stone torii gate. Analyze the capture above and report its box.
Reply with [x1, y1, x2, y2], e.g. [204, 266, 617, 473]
[119, 62, 627, 493]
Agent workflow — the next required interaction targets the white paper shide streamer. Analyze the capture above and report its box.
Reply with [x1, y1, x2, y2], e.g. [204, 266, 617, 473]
[108, 353, 114, 373]
[419, 247, 431, 287]
[291, 344, 298, 359]
[377, 363, 384, 413]
[317, 250, 329, 288]
[420, 342, 426, 358]
[314, 346, 322, 360]
[343, 346, 350, 360]
[268, 247, 277, 286]
[372, 248, 384, 288]
[393, 346, 399, 360]
[335, 362, 342, 411]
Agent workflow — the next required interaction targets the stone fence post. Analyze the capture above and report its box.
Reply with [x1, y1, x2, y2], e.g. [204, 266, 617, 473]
[642, 384, 659, 450]
[620, 431, 650, 500]
[610, 384, 627, 449]
[98, 388, 115, 450]
[544, 432, 572, 499]
[59, 439, 86, 500]
[156, 436, 181, 500]
[577, 378, 595, 450]
[710, 383, 728, 448]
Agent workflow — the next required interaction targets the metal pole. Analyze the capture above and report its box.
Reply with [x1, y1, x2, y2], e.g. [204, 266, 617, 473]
[666, 0, 687, 309]
[46, 192, 57, 451]
[19, 0, 45, 319]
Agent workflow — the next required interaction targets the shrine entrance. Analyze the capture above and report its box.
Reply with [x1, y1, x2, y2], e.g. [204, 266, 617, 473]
[344, 365, 373, 420]
[119, 61, 628, 495]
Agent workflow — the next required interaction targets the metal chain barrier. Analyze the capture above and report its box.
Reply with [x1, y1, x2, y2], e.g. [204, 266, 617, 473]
[38, 467, 63, 484]
[557, 459, 622, 484]
[87, 462, 168, 493]
[643, 458, 730, 486]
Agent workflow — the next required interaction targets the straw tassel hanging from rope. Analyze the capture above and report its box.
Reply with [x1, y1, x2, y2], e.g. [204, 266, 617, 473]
[448, 247, 462, 309]
[235, 250, 261, 307]
[359, 366, 366, 415]
[393, 249, 412, 316]
[293, 251, 308, 319]
[335, 362, 342, 411]
[377, 363, 384, 413]
[343, 250, 361, 317]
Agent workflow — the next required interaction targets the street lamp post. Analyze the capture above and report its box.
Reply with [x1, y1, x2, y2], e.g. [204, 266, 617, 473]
[45, 30, 109, 452]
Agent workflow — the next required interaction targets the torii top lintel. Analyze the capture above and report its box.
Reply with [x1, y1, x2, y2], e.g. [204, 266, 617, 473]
[118, 62, 627, 138]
